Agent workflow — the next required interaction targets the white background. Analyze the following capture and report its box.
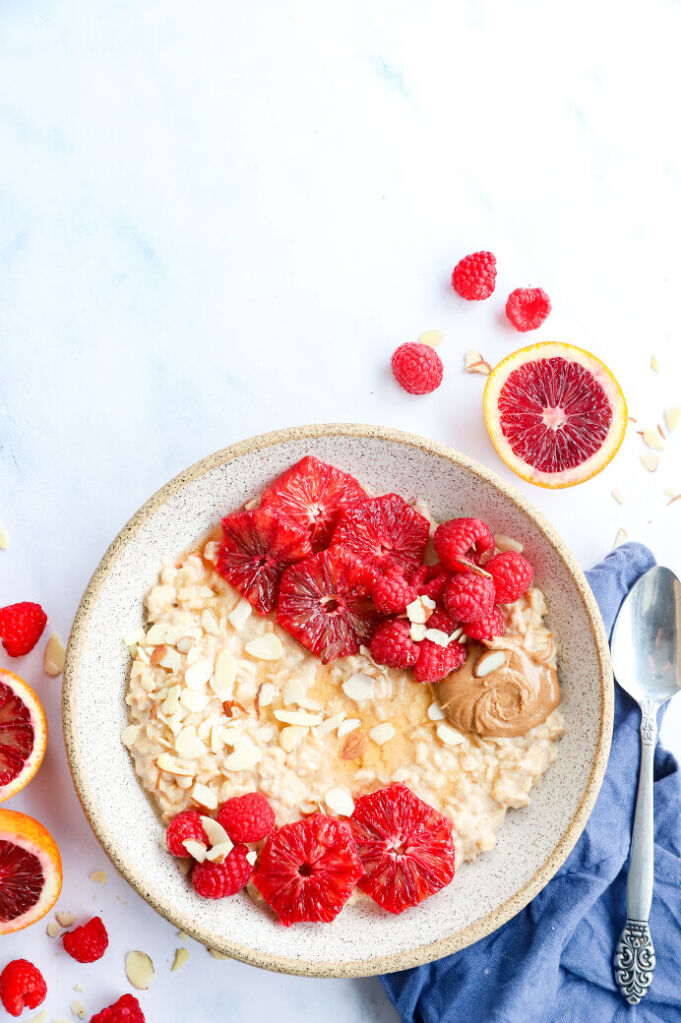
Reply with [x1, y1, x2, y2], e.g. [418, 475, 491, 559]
[1, 1, 681, 1020]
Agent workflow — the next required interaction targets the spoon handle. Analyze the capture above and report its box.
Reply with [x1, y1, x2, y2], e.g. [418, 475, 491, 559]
[614, 701, 657, 1004]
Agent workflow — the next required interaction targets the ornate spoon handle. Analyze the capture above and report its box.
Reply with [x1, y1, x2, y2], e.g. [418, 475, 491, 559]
[614, 701, 657, 1004]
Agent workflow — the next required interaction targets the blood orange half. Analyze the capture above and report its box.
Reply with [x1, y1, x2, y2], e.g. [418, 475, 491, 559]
[0, 669, 48, 803]
[0, 809, 62, 933]
[483, 342, 627, 488]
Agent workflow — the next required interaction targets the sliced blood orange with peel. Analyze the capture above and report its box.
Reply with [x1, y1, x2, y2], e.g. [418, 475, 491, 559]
[483, 342, 627, 488]
[0, 809, 62, 933]
[0, 669, 47, 803]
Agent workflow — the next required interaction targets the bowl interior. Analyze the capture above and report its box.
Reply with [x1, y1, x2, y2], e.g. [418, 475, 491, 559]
[63, 426, 612, 976]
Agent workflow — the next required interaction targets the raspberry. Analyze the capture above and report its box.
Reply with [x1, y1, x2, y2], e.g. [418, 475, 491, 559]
[253, 813, 363, 926]
[408, 563, 450, 602]
[331, 494, 430, 577]
[443, 573, 495, 622]
[391, 342, 443, 395]
[217, 792, 275, 843]
[277, 547, 382, 662]
[260, 456, 366, 548]
[505, 287, 551, 332]
[463, 607, 505, 641]
[217, 507, 312, 615]
[349, 783, 455, 914]
[165, 809, 209, 857]
[62, 916, 109, 963]
[192, 843, 253, 898]
[0, 603, 47, 657]
[90, 994, 145, 1023]
[414, 636, 467, 683]
[370, 619, 419, 669]
[0, 959, 47, 1017]
[371, 573, 416, 615]
[433, 517, 494, 573]
[451, 251, 497, 301]
[486, 551, 534, 603]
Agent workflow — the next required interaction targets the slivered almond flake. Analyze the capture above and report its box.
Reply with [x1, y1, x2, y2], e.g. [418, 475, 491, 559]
[640, 452, 659, 472]
[613, 528, 628, 548]
[121, 724, 141, 748]
[174, 727, 207, 759]
[474, 650, 507, 677]
[224, 737, 260, 770]
[336, 717, 361, 738]
[667, 493, 681, 506]
[273, 709, 323, 726]
[27, 1011, 47, 1023]
[341, 673, 375, 702]
[179, 689, 208, 714]
[642, 427, 664, 451]
[46, 920, 61, 937]
[56, 910, 76, 927]
[126, 950, 155, 990]
[665, 406, 681, 432]
[418, 328, 444, 347]
[369, 723, 395, 745]
[406, 597, 432, 624]
[325, 786, 355, 816]
[150, 644, 167, 667]
[427, 701, 446, 721]
[160, 647, 181, 671]
[44, 632, 65, 676]
[410, 622, 427, 642]
[201, 816, 232, 848]
[182, 839, 207, 862]
[246, 849, 258, 866]
[341, 730, 367, 759]
[172, 947, 190, 971]
[156, 754, 194, 777]
[185, 661, 213, 690]
[436, 723, 465, 746]
[657, 424, 665, 440]
[314, 712, 346, 737]
[282, 678, 306, 706]
[222, 699, 246, 718]
[227, 598, 252, 630]
[90, 869, 107, 884]
[201, 608, 220, 636]
[279, 725, 308, 752]
[190, 782, 218, 809]
[245, 634, 284, 660]
[258, 681, 275, 707]
[424, 628, 450, 647]
[494, 534, 523, 554]
[611, 488, 625, 505]
[205, 841, 234, 864]
[70, 1002, 86, 1020]
[123, 627, 146, 648]
[145, 623, 168, 645]
[212, 650, 237, 699]
[464, 348, 492, 375]
[651, 353, 660, 372]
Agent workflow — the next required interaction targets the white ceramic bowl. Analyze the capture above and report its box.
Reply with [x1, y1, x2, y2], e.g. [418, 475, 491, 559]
[63, 424, 612, 977]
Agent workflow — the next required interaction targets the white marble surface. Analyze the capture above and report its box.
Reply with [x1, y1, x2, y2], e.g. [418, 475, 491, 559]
[1, 1, 681, 1019]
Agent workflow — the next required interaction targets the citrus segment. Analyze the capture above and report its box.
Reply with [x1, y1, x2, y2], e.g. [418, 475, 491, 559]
[483, 342, 627, 488]
[0, 670, 48, 803]
[0, 809, 62, 933]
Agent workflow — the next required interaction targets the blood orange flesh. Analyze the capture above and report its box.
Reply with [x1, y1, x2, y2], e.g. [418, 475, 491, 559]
[484, 343, 627, 488]
[0, 670, 47, 803]
[0, 809, 62, 933]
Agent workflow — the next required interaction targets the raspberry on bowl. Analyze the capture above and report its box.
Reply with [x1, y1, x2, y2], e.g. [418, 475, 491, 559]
[463, 607, 505, 641]
[486, 551, 534, 603]
[370, 618, 419, 669]
[433, 517, 494, 572]
[192, 844, 253, 898]
[165, 809, 209, 857]
[444, 573, 495, 622]
[217, 792, 275, 844]
[391, 342, 443, 395]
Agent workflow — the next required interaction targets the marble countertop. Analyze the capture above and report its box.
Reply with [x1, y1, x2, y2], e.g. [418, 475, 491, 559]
[1, 1, 680, 1019]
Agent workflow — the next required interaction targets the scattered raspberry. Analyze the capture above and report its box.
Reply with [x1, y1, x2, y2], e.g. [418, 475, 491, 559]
[486, 551, 534, 603]
[0, 602, 47, 657]
[372, 573, 416, 615]
[505, 287, 551, 332]
[331, 494, 430, 577]
[370, 618, 419, 669]
[463, 607, 505, 641]
[277, 547, 382, 662]
[90, 994, 145, 1023]
[62, 916, 109, 963]
[391, 342, 444, 395]
[444, 573, 495, 622]
[217, 792, 275, 844]
[0, 959, 47, 1017]
[414, 635, 467, 683]
[254, 814, 363, 926]
[165, 809, 209, 857]
[451, 251, 497, 301]
[192, 844, 253, 898]
[217, 507, 312, 615]
[260, 456, 366, 548]
[349, 783, 455, 914]
[433, 517, 494, 572]
[409, 563, 450, 602]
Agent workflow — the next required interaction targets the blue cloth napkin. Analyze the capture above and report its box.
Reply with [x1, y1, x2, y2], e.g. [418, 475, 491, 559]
[381, 542, 681, 1023]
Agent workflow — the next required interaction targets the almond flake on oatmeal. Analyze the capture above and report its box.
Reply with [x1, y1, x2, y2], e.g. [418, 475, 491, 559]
[436, 723, 466, 746]
[179, 689, 209, 713]
[246, 850, 258, 866]
[332, 717, 359, 739]
[123, 627, 146, 649]
[184, 661, 213, 690]
[279, 725, 308, 752]
[642, 427, 664, 451]
[257, 724, 275, 742]
[43, 632, 66, 676]
[160, 646, 181, 672]
[161, 685, 181, 715]
[665, 406, 680, 432]
[200, 816, 232, 848]
[341, 673, 375, 702]
[126, 951, 155, 990]
[245, 633, 284, 660]
[172, 947, 190, 972]
[182, 839, 208, 862]
[227, 598, 253, 630]
[145, 623, 169, 645]
[212, 650, 237, 698]
[273, 709, 323, 726]
[341, 730, 367, 759]
[121, 725, 141, 748]
[174, 727, 207, 759]
[156, 754, 195, 777]
[410, 622, 427, 642]
[475, 650, 508, 677]
[427, 702, 446, 721]
[205, 841, 234, 864]
[190, 783, 218, 810]
[325, 786, 355, 816]
[258, 681, 275, 707]
[201, 608, 220, 635]
[494, 534, 524, 554]
[370, 723, 395, 745]
[282, 678, 306, 706]
[224, 737, 261, 771]
[312, 712, 345, 737]
[613, 528, 628, 548]
[611, 488, 625, 505]
[640, 452, 660, 472]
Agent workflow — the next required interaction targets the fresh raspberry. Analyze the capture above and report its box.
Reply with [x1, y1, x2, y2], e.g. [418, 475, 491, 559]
[424, 608, 459, 634]
[253, 813, 363, 926]
[165, 809, 209, 857]
[217, 507, 312, 615]
[62, 916, 109, 963]
[371, 573, 416, 615]
[391, 342, 444, 395]
[0, 960, 47, 1017]
[192, 843, 253, 898]
[217, 792, 275, 843]
[277, 547, 382, 662]
[486, 551, 534, 603]
[90, 994, 145, 1023]
[349, 783, 455, 914]
[408, 563, 450, 602]
[451, 251, 497, 301]
[505, 287, 551, 332]
[414, 636, 467, 683]
[331, 494, 430, 577]
[260, 456, 366, 549]
[463, 607, 505, 641]
[433, 518, 494, 573]
[370, 619, 419, 669]
[444, 573, 495, 622]
[0, 603, 47, 657]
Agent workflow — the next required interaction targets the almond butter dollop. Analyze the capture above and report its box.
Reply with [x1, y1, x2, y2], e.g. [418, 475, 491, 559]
[436, 635, 561, 738]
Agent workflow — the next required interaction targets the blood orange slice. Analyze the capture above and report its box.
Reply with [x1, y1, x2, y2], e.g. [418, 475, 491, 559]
[483, 342, 627, 488]
[0, 809, 62, 933]
[0, 669, 47, 803]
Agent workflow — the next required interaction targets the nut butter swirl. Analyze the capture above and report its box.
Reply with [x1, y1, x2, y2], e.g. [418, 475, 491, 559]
[436, 634, 560, 738]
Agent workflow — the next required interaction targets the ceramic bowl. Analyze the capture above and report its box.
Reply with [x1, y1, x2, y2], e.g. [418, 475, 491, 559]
[63, 424, 612, 977]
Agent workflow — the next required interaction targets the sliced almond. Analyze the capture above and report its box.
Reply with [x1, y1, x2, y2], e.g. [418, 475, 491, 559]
[200, 816, 232, 848]
[279, 724, 308, 752]
[185, 661, 213, 690]
[70, 1002, 86, 1020]
[614, 528, 628, 548]
[28, 1012, 47, 1023]
[464, 348, 492, 375]
[172, 947, 190, 972]
[227, 598, 252, 631]
[369, 723, 395, 745]
[145, 623, 168, 645]
[406, 597, 429, 624]
[90, 869, 107, 884]
[667, 493, 681, 507]
[611, 488, 625, 505]
[182, 839, 208, 862]
[204, 841, 234, 864]
[665, 406, 681, 432]
[493, 534, 523, 554]
[190, 782, 218, 810]
[410, 622, 427, 642]
[282, 678, 306, 706]
[418, 328, 444, 347]
[337, 717, 361, 738]
[44, 632, 66, 676]
[174, 727, 207, 759]
[427, 701, 446, 721]
[156, 753, 195, 777]
[642, 427, 664, 451]
[474, 650, 507, 677]
[212, 650, 237, 698]
[56, 910, 76, 927]
[436, 723, 465, 746]
[149, 643, 167, 667]
[257, 681, 275, 707]
[201, 608, 220, 636]
[273, 709, 323, 726]
[245, 634, 284, 660]
[46, 920, 61, 937]
[640, 452, 660, 472]
[121, 724, 141, 748]
[424, 628, 450, 647]
[314, 712, 346, 737]
[179, 689, 209, 713]
[224, 737, 261, 771]
[246, 849, 258, 866]
[325, 786, 355, 816]
[341, 730, 367, 759]
[123, 626, 146, 648]
[125, 950, 155, 990]
[160, 646, 181, 672]
[341, 673, 375, 702]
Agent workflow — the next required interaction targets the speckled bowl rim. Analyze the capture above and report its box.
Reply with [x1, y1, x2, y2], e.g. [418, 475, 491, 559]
[63, 423, 613, 978]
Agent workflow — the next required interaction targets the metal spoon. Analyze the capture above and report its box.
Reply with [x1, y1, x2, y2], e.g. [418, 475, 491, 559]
[610, 565, 681, 1004]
